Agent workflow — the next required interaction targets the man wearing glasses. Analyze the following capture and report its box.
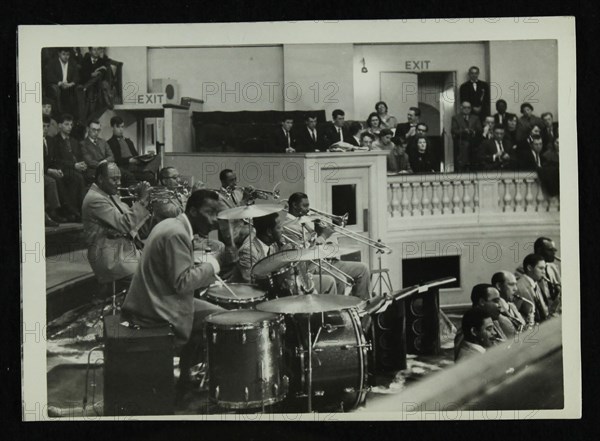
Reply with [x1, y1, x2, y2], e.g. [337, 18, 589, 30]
[80, 120, 114, 184]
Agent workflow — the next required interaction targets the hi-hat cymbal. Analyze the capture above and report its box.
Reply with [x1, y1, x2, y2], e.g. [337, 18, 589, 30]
[256, 294, 363, 314]
[218, 204, 283, 220]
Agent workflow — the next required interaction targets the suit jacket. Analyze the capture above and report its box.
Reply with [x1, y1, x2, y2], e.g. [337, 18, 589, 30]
[107, 135, 138, 167]
[410, 152, 436, 173]
[43, 136, 58, 173]
[235, 236, 282, 283]
[53, 134, 83, 172]
[479, 138, 513, 169]
[515, 148, 543, 171]
[322, 124, 350, 148]
[542, 122, 559, 149]
[515, 274, 549, 323]
[459, 80, 490, 115]
[80, 137, 114, 168]
[122, 214, 216, 347]
[79, 52, 109, 85]
[516, 115, 544, 143]
[395, 122, 418, 139]
[43, 57, 80, 86]
[493, 112, 516, 128]
[451, 114, 483, 142]
[294, 126, 325, 152]
[454, 340, 486, 362]
[81, 183, 150, 283]
[270, 127, 296, 153]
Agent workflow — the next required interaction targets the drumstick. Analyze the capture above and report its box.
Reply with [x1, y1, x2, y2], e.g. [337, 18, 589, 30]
[214, 274, 240, 298]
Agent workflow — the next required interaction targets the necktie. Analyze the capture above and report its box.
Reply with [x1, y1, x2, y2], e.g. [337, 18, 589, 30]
[286, 131, 290, 148]
[535, 152, 541, 167]
[497, 141, 504, 154]
[337, 127, 343, 142]
[464, 115, 469, 123]
[311, 129, 316, 142]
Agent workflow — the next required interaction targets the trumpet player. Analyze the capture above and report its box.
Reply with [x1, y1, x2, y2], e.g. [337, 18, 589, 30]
[286, 192, 371, 300]
[82, 162, 151, 286]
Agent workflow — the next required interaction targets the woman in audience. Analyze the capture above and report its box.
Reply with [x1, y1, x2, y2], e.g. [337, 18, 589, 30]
[375, 101, 397, 129]
[516, 102, 544, 143]
[410, 136, 436, 173]
[365, 112, 382, 138]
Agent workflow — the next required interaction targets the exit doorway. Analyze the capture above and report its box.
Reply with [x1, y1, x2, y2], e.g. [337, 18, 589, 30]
[380, 71, 457, 172]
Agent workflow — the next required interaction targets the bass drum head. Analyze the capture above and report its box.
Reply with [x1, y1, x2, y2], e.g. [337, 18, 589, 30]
[206, 283, 266, 308]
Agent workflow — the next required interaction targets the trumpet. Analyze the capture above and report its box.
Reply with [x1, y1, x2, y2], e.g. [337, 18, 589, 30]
[306, 208, 392, 254]
[236, 182, 281, 200]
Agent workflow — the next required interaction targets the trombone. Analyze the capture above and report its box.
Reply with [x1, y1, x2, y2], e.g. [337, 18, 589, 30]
[307, 208, 392, 254]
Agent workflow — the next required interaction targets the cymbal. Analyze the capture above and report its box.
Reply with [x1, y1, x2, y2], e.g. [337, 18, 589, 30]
[218, 204, 283, 220]
[256, 294, 363, 314]
[268, 246, 356, 263]
[206, 283, 266, 301]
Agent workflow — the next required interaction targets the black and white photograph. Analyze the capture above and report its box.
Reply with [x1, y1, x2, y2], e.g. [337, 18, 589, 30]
[18, 18, 580, 421]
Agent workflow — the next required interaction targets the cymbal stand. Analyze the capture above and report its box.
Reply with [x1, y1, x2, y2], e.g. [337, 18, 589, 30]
[371, 239, 393, 300]
[307, 313, 313, 412]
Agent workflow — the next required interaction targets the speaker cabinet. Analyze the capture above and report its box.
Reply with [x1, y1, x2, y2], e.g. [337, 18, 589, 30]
[371, 300, 407, 373]
[404, 288, 441, 355]
[103, 314, 175, 416]
[151, 78, 180, 104]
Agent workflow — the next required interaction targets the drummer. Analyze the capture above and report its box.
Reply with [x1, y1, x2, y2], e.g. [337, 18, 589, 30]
[121, 189, 225, 401]
[286, 192, 372, 300]
[235, 212, 338, 294]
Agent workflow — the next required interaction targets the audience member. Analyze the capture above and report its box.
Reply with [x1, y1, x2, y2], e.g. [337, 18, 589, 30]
[542, 138, 559, 166]
[347, 121, 362, 147]
[516, 136, 544, 170]
[541, 112, 558, 151]
[386, 137, 412, 174]
[459, 66, 490, 119]
[395, 107, 420, 139]
[516, 102, 544, 143]
[492, 271, 527, 334]
[516, 124, 543, 153]
[504, 114, 519, 150]
[479, 125, 513, 170]
[42, 97, 59, 137]
[405, 123, 429, 158]
[481, 116, 495, 141]
[493, 99, 515, 128]
[539, 138, 560, 197]
[43, 116, 66, 225]
[295, 113, 324, 152]
[271, 114, 296, 153]
[455, 308, 495, 362]
[375, 101, 397, 129]
[79, 47, 114, 119]
[365, 112, 382, 138]
[409, 136, 436, 173]
[323, 109, 350, 147]
[451, 101, 482, 171]
[43, 48, 85, 119]
[515, 254, 550, 324]
[80, 120, 114, 184]
[53, 113, 86, 221]
[370, 128, 395, 151]
[360, 132, 375, 150]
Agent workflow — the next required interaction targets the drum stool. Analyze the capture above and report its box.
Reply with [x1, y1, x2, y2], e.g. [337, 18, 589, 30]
[103, 313, 175, 416]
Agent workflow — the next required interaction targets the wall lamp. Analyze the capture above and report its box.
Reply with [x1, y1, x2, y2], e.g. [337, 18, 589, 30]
[361, 58, 368, 73]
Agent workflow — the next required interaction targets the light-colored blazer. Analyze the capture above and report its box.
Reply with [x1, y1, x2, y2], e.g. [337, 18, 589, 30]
[80, 137, 114, 169]
[122, 214, 216, 347]
[81, 183, 150, 283]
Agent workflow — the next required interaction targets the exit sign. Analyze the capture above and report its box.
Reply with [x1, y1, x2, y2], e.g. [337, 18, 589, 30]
[405, 60, 431, 70]
[134, 93, 166, 105]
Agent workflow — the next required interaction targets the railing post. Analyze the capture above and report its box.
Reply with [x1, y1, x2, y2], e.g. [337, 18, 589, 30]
[431, 182, 441, 215]
[401, 183, 410, 217]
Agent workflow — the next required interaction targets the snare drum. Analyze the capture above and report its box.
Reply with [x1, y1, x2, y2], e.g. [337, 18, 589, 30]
[283, 308, 370, 412]
[205, 310, 288, 409]
[252, 253, 315, 300]
[205, 283, 266, 309]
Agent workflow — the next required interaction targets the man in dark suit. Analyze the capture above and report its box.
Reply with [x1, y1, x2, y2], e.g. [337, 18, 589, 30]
[395, 107, 421, 139]
[270, 114, 296, 153]
[459, 66, 490, 120]
[504, 114, 519, 151]
[79, 47, 114, 120]
[516, 136, 544, 171]
[322, 109, 350, 148]
[53, 113, 87, 220]
[43, 115, 67, 225]
[541, 112, 559, 152]
[347, 122, 362, 147]
[107, 116, 156, 186]
[294, 113, 325, 152]
[479, 125, 514, 170]
[451, 101, 483, 171]
[80, 120, 114, 184]
[493, 99, 515, 128]
[43, 48, 85, 119]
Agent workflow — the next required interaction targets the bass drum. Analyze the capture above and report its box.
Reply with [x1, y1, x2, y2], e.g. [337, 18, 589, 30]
[283, 308, 370, 412]
[205, 310, 288, 409]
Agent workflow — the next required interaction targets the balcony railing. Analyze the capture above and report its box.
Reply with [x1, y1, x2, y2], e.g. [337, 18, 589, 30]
[387, 171, 560, 220]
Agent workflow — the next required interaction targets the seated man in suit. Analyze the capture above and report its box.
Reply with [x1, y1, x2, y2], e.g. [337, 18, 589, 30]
[455, 308, 495, 362]
[294, 113, 324, 152]
[270, 114, 296, 153]
[348, 122, 362, 147]
[516, 102, 544, 143]
[492, 271, 527, 334]
[515, 254, 551, 324]
[107, 116, 156, 186]
[42, 97, 59, 137]
[541, 112, 558, 152]
[479, 125, 513, 170]
[451, 101, 483, 171]
[458, 66, 490, 120]
[121, 189, 224, 400]
[481, 116, 495, 141]
[43, 48, 85, 119]
[323, 109, 350, 148]
[43, 115, 66, 226]
[493, 99, 515, 128]
[79, 120, 114, 184]
[516, 136, 544, 170]
[395, 106, 421, 140]
[516, 124, 543, 153]
[79, 47, 114, 115]
[53, 113, 87, 221]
